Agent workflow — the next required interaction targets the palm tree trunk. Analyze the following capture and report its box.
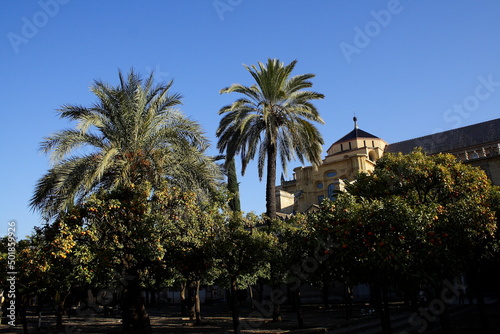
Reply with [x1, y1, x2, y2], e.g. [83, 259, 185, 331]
[266, 144, 277, 221]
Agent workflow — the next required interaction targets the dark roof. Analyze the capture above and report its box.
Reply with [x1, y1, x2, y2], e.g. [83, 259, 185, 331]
[387, 118, 500, 154]
[333, 128, 379, 144]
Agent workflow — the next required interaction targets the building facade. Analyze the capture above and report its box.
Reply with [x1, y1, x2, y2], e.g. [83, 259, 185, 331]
[276, 117, 500, 214]
[277, 117, 388, 213]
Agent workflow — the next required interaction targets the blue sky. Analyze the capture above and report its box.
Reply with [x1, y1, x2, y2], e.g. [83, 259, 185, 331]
[1, 1, 500, 239]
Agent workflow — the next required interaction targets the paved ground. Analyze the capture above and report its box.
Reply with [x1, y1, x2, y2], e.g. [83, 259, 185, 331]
[1, 302, 499, 333]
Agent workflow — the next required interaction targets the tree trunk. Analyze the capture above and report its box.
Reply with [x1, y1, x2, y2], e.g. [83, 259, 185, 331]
[150, 289, 157, 308]
[186, 280, 201, 325]
[381, 284, 392, 334]
[474, 265, 490, 332]
[121, 267, 151, 334]
[272, 303, 282, 321]
[194, 281, 201, 325]
[344, 282, 353, 320]
[296, 285, 304, 328]
[433, 284, 452, 334]
[322, 281, 330, 309]
[258, 281, 264, 304]
[187, 279, 195, 320]
[0, 294, 7, 325]
[56, 291, 69, 329]
[371, 282, 392, 333]
[249, 285, 254, 309]
[180, 281, 188, 316]
[36, 294, 43, 334]
[230, 277, 241, 334]
[404, 281, 419, 312]
[266, 144, 277, 221]
[20, 294, 29, 334]
[272, 282, 282, 322]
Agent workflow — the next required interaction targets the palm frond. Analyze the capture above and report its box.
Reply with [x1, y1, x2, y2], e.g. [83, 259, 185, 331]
[216, 59, 324, 218]
[33, 69, 221, 219]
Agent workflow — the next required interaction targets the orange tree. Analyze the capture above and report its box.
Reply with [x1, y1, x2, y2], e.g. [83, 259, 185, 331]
[28, 181, 225, 330]
[212, 213, 274, 334]
[153, 186, 225, 324]
[0, 237, 35, 331]
[262, 214, 321, 324]
[310, 195, 443, 328]
[77, 183, 170, 332]
[35, 219, 94, 329]
[490, 185, 500, 257]
[310, 149, 497, 333]
[2, 214, 94, 332]
[347, 149, 497, 284]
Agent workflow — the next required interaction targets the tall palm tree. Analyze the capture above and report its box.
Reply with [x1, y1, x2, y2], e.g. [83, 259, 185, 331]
[216, 59, 325, 220]
[30, 69, 221, 333]
[31, 69, 220, 218]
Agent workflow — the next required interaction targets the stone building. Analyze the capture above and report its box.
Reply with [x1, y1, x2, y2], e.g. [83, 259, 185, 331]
[277, 117, 388, 213]
[276, 117, 500, 214]
[386, 117, 500, 186]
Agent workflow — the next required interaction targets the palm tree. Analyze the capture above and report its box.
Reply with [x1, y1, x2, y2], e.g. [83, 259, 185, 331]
[31, 69, 220, 218]
[216, 59, 325, 220]
[30, 69, 221, 333]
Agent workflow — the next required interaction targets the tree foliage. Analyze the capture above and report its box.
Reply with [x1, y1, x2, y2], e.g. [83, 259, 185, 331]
[31, 69, 221, 219]
[310, 149, 498, 286]
[29, 69, 222, 333]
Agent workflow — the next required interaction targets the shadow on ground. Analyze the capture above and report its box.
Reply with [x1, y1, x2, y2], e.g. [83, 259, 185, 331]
[1, 302, 499, 333]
